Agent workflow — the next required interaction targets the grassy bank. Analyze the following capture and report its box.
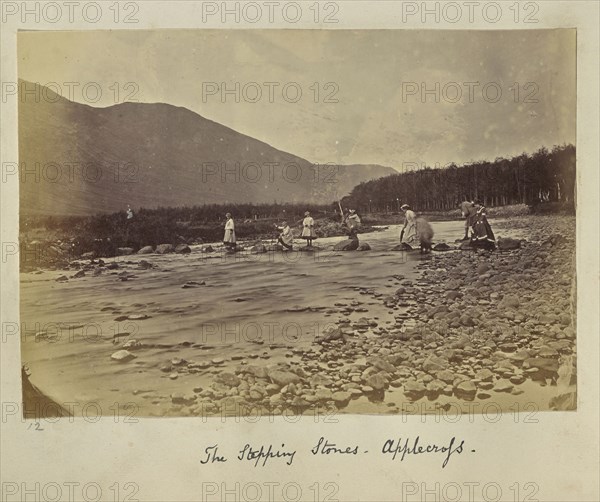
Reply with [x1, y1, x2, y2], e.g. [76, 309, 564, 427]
[361, 202, 574, 226]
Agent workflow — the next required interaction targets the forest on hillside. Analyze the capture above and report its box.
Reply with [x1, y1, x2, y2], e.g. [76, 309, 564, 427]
[341, 145, 576, 213]
[19, 145, 576, 260]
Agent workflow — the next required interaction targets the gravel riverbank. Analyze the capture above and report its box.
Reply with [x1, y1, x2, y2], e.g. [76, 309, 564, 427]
[21, 216, 576, 417]
[176, 215, 577, 416]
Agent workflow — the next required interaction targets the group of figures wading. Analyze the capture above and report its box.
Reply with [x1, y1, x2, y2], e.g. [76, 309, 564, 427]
[221, 199, 496, 253]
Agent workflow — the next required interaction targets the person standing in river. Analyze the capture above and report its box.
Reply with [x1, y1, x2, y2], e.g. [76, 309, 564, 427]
[223, 212, 236, 250]
[274, 221, 294, 250]
[345, 209, 361, 240]
[399, 204, 417, 244]
[400, 204, 434, 253]
[471, 200, 496, 250]
[346, 209, 361, 229]
[301, 211, 316, 247]
[460, 199, 477, 241]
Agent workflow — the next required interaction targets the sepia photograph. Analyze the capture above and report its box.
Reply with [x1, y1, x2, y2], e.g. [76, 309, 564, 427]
[17, 28, 577, 419]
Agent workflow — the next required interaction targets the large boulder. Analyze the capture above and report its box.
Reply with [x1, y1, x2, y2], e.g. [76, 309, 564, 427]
[433, 243, 452, 251]
[498, 237, 522, 250]
[156, 244, 174, 254]
[357, 243, 371, 251]
[333, 239, 359, 251]
[137, 246, 154, 254]
[117, 247, 134, 256]
[175, 244, 191, 254]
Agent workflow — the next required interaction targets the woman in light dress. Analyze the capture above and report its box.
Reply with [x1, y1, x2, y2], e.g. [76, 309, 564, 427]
[274, 221, 294, 250]
[301, 211, 316, 247]
[400, 203, 434, 253]
[460, 200, 477, 241]
[400, 204, 417, 244]
[223, 212, 236, 250]
[346, 209, 361, 230]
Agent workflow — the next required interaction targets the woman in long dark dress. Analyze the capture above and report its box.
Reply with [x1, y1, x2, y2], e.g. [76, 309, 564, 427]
[471, 200, 496, 250]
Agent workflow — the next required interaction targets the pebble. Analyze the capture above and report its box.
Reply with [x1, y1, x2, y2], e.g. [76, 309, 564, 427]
[127, 314, 149, 320]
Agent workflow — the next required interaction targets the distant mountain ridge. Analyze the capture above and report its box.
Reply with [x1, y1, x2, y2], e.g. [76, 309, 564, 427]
[19, 80, 396, 216]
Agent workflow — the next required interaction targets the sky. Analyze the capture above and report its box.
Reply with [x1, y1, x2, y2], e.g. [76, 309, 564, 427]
[18, 29, 576, 169]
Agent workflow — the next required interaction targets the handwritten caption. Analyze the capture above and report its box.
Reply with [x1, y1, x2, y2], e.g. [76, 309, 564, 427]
[201, 435, 467, 469]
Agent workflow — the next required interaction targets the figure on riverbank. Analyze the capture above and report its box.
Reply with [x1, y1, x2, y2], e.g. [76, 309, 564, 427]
[471, 200, 496, 250]
[223, 213, 236, 250]
[460, 200, 477, 240]
[274, 221, 294, 250]
[400, 204, 417, 244]
[301, 211, 316, 247]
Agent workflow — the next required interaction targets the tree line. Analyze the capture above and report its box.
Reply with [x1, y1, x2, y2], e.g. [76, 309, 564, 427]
[341, 145, 576, 213]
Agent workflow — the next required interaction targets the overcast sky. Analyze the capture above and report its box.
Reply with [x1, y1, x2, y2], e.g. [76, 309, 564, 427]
[18, 29, 576, 169]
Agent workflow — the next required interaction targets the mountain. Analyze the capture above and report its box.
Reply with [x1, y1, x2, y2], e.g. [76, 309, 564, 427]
[18, 81, 396, 216]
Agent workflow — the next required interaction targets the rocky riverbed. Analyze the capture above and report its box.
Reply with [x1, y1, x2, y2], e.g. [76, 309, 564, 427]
[20, 216, 576, 417]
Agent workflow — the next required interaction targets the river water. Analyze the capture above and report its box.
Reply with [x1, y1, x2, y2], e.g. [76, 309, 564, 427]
[20, 220, 568, 416]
